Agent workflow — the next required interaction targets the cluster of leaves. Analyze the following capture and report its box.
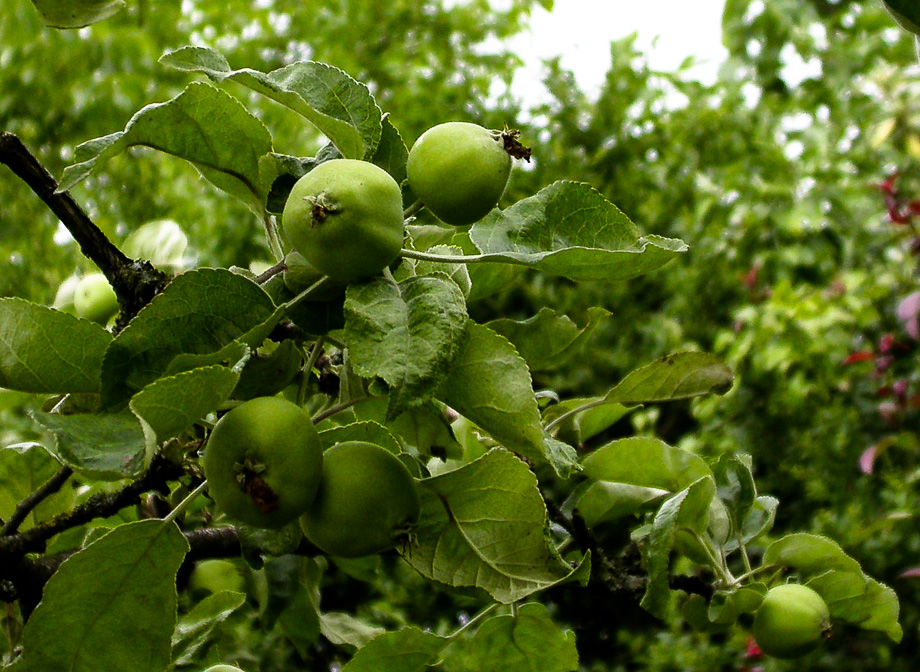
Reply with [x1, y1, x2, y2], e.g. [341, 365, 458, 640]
[0, 25, 902, 672]
[433, 1, 920, 667]
[1, 0, 918, 670]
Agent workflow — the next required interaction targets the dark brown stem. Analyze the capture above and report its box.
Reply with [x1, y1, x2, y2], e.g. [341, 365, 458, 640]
[0, 455, 183, 563]
[0, 131, 130, 278]
[0, 466, 74, 536]
[0, 131, 171, 329]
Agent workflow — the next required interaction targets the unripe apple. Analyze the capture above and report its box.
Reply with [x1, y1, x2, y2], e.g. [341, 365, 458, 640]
[407, 122, 516, 226]
[203, 397, 323, 529]
[73, 273, 119, 325]
[187, 559, 246, 594]
[52, 274, 82, 313]
[753, 583, 830, 659]
[300, 441, 421, 557]
[281, 159, 404, 283]
[282, 250, 347, 301]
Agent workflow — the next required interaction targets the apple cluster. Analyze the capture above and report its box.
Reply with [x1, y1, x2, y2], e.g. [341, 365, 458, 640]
[279, 121, 524, 286]
[202, 397, 421, 558]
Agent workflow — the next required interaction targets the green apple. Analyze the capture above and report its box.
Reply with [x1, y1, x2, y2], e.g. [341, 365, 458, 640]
[73, 273, 119, 324]
[753, 583, 830, 659]
[281, 159, 404, 283]
[406, 121, 512, 226]
[300, 441, 421, 557]
[203, 397, 323, 529]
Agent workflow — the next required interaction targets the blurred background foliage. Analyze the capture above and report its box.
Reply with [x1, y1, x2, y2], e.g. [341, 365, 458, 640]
[3, 0, 920, 669]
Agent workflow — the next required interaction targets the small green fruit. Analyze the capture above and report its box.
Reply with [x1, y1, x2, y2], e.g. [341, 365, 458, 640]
[53, 274, 82, 313]
[202, 666, 245, 672]
[753, 583, 830, 659]
[406, 121, 512, 226]
[300, 441, 421, 558]
[187, 559, 246, 594]
[204, 397, 323, 529]
[281, 159, 404, 283]
[73, 273, 119, 324]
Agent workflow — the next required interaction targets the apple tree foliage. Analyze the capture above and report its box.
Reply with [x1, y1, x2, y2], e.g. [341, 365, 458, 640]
[0, 0, 914, 671]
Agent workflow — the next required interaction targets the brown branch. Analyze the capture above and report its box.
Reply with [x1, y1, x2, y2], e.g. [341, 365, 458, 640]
[0, 466, 73, 536]
[0, 131, 130, 278]
[0, 131, 172, 329]
[0, 455, 183, 564]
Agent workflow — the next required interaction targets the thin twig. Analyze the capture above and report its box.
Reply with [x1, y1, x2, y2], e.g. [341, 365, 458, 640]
[0, 455, 183, 563]
[0, 466, 73, 536]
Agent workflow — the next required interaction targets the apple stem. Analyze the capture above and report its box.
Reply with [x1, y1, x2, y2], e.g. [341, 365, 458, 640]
[263, 213, 285, 262]
[163, 480, 209, 525]
[281, 276, 335, 312]
[445, 603, 500, 641]
[543, 398, 612, 433]
[299, 337, 326, 407]
[311, 395, 374, 424]
[403, 199, 425, 220]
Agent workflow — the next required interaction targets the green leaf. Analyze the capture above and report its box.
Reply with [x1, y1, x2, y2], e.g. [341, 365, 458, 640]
[708, 584, 767, 623]
[352, 397, 463, 460]
[408, 245, 472, 298]
[683, 583, 767, 632]
[0, 444, 72, 530]
[640, 477, 716, 619]
[682, 594, 731, 634]
[231, 339, 302, 401]
[341, 626, 447, 672]
[277, 560, 323, 657]
[712, 453, 757, 533]
[827, 577, 902, 642]
[404, 449, 588, 604]
[165, 341, 252, 379]
[100, 268, 278, 407]
[30, 0, 124, 28]
[171, 591, 246, 666]
[450, 229, 520, 302]
[736, 495, 778, 547]
[159, 46, 381, 160]
[542, 396, 632, 446]
[469, 181, 687, 282]
[29, 410, 146, 479]
[581, 436, 713, 493]
[238, 524, 303, 566]
[129, 365, 242, 443]
[371, 113, 409, 185]
[345, 275, 468, 419]
[762, 533, 862, 576]
[882, 0, 920, 35]
[11, 520, 188, 672]
[605, 352, 734, 404]
[437, 322, 579, 478]
[318, 420, 402, 454]
[0, 298, 112, 394]
[59, 82, 273, 210]
[572, 481, 668, 528]
[449, 603, 579, 672]
[321, 612, 386, 651]
[486, 307, 610, 372]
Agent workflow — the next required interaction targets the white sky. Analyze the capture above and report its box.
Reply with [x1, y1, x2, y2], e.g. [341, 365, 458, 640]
[506, 0, 729, 103]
